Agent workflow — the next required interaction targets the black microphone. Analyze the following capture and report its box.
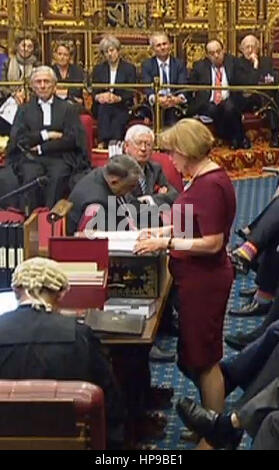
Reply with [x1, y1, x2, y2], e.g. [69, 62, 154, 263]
[0, 176, 49, 203]
[17, 142, 36, 161]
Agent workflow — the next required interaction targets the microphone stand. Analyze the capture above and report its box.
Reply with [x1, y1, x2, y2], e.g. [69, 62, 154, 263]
[0, 177, 48, 217]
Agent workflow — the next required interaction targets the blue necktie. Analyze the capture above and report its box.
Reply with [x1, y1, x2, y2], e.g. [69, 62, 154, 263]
[161, 63, 168, 84]
[139, 177, 147, 195]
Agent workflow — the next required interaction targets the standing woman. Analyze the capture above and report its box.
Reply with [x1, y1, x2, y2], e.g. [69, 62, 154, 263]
[91, 34, 136, 148]
[51, 40, 84, 104]
[135, 118, 236, 449]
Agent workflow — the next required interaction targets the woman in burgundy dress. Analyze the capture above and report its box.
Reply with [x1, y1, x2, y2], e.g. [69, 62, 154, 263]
[135, 118, 236, 449]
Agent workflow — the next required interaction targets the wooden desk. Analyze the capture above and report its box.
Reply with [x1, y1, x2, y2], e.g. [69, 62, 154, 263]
[60, 258, 173, 447]
[101, 262, 172, 447]
[102, 266, 172, 345]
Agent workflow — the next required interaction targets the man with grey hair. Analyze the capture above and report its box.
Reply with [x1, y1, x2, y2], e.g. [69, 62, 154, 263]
[124, 124, 178, 216]
[124, 124, 178, 363]
[7, 65, 89, 211]
[91, 34, 136, 148]
[142, 31, 188, 127]
[67, 154, 143, 235]
[234, 34, 279, 148]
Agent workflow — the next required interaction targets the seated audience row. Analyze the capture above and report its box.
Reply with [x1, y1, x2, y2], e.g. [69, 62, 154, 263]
[1, 31, 279, 149]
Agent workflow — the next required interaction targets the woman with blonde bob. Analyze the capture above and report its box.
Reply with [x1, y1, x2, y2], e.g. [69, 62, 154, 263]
[135, 118, 236, 449]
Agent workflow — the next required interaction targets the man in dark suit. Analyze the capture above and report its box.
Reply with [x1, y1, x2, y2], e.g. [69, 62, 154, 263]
[176, 319, 279, 449]
[142, 32, 188, 127]
[91, 35, 136, 148]
[67, 154, 142, 235]
[189, 39, 248, 149]
[234, 34, 279, 148]
[6, 66, 89, 212]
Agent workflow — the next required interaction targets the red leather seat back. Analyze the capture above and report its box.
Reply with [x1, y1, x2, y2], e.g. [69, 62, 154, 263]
[80, 114, 94, 163]
[151, 152, 184, 192]
[0, 210, 25, 223]
[0, 380, 106, 450]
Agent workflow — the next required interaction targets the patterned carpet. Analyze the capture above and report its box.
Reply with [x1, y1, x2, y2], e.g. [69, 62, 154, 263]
[149, 175, 278, 451]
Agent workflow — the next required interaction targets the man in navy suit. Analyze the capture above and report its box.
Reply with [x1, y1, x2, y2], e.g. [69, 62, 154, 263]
[142, 32, 188, 127]
[189, 39, 248, 149]
[91, 35, 136, 148]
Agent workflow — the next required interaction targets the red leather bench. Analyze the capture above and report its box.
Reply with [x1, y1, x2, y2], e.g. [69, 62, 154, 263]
[0, 380, 105, 450]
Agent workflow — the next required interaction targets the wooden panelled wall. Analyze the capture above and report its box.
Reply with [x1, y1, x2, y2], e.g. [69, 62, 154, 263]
[2, 1, 279, 71]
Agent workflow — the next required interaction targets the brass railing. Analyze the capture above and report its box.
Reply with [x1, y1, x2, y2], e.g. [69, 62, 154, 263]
[1, 79, 278, 148]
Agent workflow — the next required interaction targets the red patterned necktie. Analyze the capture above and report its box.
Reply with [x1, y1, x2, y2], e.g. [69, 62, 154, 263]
[214, 67, 222, 105]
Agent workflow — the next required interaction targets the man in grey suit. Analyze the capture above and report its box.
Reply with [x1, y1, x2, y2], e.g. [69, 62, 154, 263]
[142, 32, 188, 127]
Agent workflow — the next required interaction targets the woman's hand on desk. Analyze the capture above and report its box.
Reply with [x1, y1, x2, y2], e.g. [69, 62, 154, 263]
[134, 237, 168, 255]
[137, 225, 173, 241]
[137, 228, 159, 240]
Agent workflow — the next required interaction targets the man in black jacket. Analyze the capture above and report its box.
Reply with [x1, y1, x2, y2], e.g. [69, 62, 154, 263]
[189, 39, 247, 149]
[0, 257, 124, 449]
[177, 320, 279, 449]
[234, 34, 279, 148]
[67, 154, 142, 235]
[7, 66, 89, 212]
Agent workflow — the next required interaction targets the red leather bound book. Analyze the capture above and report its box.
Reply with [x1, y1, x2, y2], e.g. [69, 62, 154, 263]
[49, 237, 108, 309]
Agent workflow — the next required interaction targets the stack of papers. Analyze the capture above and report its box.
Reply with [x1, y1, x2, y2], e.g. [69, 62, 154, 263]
[59, 262, 105, 286]
[104, 297, 157, 319]
[89, 231, 140, 252]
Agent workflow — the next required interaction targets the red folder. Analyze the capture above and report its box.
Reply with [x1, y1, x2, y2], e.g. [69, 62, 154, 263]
[49, 237, 108, 309]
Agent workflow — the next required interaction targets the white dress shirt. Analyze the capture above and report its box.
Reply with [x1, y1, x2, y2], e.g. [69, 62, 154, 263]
[38, 96, 54, 126]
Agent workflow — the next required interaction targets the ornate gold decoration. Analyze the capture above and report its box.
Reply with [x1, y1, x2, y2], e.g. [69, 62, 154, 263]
[267, 0, 279, 20]
[187, 0, 208, 18]
[107, 3, 126, 27]
[150, 0, 165, 19]
[186, 42, 205, 69]
[215, 0, 228, 47]
[13, 0, 25, 26]
[237, 0, 257, 22]
[49, 0, 74, 16]
[121, 44, 152, 70]
[82, 0, 103, 17]
[126, 0, 148, 28]
[90, 43, 152, 71]
[0, 0, 7, 15]
[163, 0, 176, 19]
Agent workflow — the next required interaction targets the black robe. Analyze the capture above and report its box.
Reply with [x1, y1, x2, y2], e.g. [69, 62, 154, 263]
[6, 95, 90, 210]
[0, 305, 124, 447]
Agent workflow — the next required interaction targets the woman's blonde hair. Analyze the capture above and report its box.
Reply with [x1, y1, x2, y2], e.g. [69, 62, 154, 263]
[12, 257, 69, 312]
[159, 118, 215, 162]
[54, 39, 75, 57]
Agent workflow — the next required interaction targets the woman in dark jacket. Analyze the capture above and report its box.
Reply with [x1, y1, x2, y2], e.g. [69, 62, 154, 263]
[52, 40, 84, 104]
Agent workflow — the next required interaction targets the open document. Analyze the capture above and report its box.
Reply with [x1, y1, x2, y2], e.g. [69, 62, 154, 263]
[87, 231, 140, 252]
